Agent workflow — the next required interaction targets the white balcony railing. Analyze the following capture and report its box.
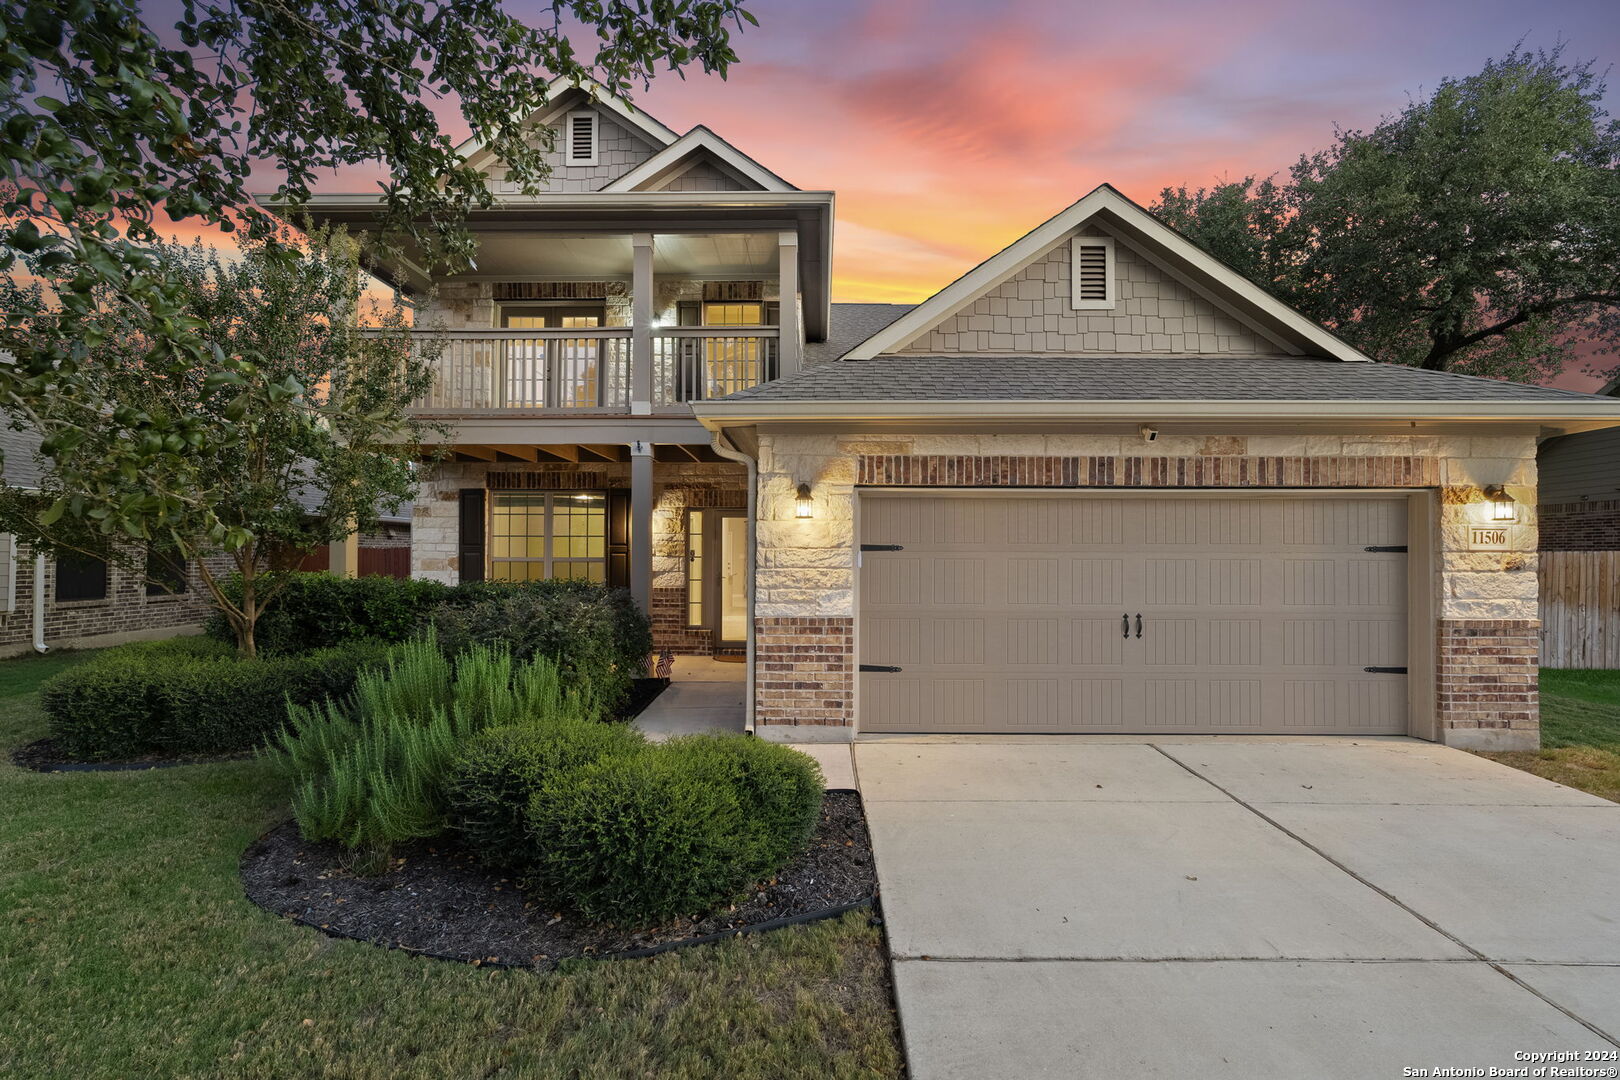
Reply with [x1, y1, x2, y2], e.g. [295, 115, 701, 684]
[653, 328, 779, 404]
[411, 327, 780, 413]
[412, 328, 632, 412]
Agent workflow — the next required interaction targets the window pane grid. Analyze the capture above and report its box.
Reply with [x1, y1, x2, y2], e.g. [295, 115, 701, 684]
[489, 491, 606, 582]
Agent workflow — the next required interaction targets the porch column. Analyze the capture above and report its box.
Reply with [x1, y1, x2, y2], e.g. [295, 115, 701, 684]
[631, 232, 654, 414]
[629, 440, 654, 614]
[776, 229, 802, 378]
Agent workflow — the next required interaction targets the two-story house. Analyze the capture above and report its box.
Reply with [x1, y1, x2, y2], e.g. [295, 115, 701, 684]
[285, 79, 1620, 751]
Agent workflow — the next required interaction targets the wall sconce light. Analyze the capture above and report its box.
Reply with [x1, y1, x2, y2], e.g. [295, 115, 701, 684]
[1483, 484, 1517, 522]
[795, 482, 814, 519]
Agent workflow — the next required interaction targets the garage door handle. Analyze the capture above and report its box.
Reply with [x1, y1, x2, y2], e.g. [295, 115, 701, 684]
[1364, 666, 1409, 674]
[859, 664, 902, 673]
[1135, 614, 1143, 639]
[1364, 546, 1408, 553]
[1122, 614, 1130, 639]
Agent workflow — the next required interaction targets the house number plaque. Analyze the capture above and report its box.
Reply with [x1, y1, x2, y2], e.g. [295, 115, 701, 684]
[1466, 526, 1510, 552]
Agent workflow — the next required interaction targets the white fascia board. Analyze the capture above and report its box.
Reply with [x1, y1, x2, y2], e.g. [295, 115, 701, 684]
[691, 397, 1620, 427]
[276, 191, 834, 212]
[453, 75, 678, 164]
[600, 126, 796, 193]
[842, 185, 1375, 363]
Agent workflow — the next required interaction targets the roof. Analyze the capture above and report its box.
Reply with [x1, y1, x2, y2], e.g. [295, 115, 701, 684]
[807, 304, 914, 364]
[454, 76, 678, 166]
[694, 356, 1620, 425]
[841, 185, 1374, 363]
[601, 126, 797, 193]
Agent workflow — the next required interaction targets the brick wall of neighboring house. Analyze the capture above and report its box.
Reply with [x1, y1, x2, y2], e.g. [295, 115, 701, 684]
[1538, 499, 1620, 551]
[752, 432, 1540, 748]
[0, 541, 218, 657]
[411, 458, 746, 656]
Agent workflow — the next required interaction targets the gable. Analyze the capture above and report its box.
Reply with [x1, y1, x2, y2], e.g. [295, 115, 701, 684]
[602, 126, 795, 193]
[846, 185, 1372, 362]
[901, 228, 1277, 357]
[484, 105, 662, 193]
[645, 157, 755, 192]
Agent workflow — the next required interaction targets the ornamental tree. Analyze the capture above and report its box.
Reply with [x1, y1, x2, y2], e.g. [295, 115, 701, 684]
[1154, 48, 1620, 381]
[0, 228, 441, 656]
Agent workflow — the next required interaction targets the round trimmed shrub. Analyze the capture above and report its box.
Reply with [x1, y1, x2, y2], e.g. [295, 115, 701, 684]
[526, 749, 754, 925]
[524, 736, 825, 926]
[447, 720, 647, 873]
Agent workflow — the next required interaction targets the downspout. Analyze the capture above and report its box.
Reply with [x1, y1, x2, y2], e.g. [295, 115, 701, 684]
[708, 429, 757, 734]
[32, 549, 47, 653]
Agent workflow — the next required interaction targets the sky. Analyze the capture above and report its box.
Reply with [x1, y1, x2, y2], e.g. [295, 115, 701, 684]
[144, 0, 1620, 387]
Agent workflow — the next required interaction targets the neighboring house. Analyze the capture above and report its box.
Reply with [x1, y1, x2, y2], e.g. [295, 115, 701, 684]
[284, 79, 1620, 750]
[1538, 375, 1620, 550]
[0, 425, 212, 656]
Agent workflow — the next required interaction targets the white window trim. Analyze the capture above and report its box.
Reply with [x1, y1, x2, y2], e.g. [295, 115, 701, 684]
[564, 110, 599, 167]
[1070, 235, 1116, 310]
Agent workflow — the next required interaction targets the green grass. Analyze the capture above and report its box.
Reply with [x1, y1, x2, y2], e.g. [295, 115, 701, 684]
[0, 650, 903, 1080]
[1478, 669, 1620, 803]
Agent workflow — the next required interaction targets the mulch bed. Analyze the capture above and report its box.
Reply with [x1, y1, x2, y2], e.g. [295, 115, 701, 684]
[10, 678, 670, 774]
[9, 738, 253, 773]
[240, 790, 876, 969]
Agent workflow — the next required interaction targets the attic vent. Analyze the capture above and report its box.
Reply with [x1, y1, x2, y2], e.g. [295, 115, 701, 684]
[1070, 236, 1116, 310]
[565, 111, 598, 166]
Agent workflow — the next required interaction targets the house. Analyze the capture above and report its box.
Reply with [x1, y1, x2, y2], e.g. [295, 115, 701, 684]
[0, 425, 212, 655]
[286, 80, 1620, 750]
[1536, 375, 1620, 667]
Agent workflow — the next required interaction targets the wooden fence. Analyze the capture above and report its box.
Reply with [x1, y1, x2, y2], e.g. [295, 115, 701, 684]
[1540, 551, 1620, 668]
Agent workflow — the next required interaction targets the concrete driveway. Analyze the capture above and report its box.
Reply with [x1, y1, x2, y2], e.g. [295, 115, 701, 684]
[855, 737, 1620, 1079]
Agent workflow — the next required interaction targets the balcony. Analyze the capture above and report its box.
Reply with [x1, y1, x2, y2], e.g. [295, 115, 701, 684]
[410, 327, 782, 415]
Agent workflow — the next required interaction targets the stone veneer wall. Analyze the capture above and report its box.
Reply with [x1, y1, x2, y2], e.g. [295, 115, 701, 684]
[1538, 499, 1620, 551]
[901, 229, 1275, 356]
[753, 432, 1540, 747]
[411, 458, 744, 655]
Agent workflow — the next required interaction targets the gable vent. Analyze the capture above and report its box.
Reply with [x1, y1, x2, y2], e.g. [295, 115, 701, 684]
[1070, 236, 1116, 310]
[565, 111, 598, 166]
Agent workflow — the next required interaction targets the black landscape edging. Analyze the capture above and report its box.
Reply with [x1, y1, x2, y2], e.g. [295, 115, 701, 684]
[241, 787, 873, 971]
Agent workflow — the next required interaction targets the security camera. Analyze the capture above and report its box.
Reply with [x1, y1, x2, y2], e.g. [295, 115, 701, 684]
[1140, 425, 1159, 443]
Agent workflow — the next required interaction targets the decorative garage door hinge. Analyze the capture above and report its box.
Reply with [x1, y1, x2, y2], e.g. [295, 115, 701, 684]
[860, 544, 904, 551]
[859, 664, 903, 673]
[1363, 545, 1409, 552]
[1363, 666, 1409, 674]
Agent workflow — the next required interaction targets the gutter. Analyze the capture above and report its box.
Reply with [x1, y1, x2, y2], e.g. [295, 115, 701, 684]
[32, 549, 46, 653]
[707, 429, 757, 735]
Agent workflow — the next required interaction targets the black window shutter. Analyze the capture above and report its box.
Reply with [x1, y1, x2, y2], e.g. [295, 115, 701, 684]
[56, 553, 108, 602]
[458, 489, 486, 583]
[607, 488, 630, 590]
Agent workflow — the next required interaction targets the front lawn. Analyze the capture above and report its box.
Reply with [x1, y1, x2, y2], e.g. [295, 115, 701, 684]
[0, 649, 902, 1080]
[1476, 668, 1620, 803]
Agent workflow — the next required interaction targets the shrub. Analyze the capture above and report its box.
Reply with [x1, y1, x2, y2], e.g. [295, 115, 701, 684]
[432, 580, 651, 713]
[41, 637, 389, 759]
[447, 720, 646, 874]
[204, 572, 450, 655]
[270, 637, 597, 869]
[525, 736, 825, 926]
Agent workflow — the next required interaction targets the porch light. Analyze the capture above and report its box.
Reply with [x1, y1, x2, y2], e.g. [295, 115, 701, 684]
[1483, 485, 1516, 522]
[795, 482, 814, 519]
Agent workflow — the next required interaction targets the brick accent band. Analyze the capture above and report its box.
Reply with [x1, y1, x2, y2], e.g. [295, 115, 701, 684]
[755, 617, 854, 727]
[857, 454, 1439, 488]
[1436, 619, 1539, 735]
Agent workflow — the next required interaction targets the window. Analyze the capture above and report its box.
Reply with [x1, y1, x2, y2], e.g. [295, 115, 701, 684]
[701, 301, 765, 327]
[146, 544, 187, 596]
[500, 304, 604, 329]
[1070, 236, 1116, 310]
[564, 111, 598, 166]
[488, 491, 607, 582]
[686, 510, 705, 626]
[56, 553, 108, 602]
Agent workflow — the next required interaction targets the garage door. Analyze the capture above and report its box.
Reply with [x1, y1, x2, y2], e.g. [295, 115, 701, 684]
[858, 494, 1410, 734]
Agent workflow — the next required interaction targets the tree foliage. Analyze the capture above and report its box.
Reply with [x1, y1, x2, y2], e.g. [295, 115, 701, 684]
[0, 0, 754, 606]
[0, 228, 439, 655]
[1154, 48, 1620, 379]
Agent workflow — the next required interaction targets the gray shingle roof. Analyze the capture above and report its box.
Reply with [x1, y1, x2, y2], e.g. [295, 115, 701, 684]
[804, 303, 914, 365]
[723, 356, 1617, 404]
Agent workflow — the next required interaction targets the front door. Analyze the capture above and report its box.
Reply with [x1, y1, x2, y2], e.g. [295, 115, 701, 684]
[687, 508, 748, 651]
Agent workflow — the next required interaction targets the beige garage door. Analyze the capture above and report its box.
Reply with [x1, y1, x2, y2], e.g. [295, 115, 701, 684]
[858, 494, 1410, 734]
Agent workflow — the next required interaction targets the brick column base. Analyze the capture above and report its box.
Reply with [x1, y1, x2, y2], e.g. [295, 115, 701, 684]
[1437, 619, 1539, 751]
[754, 617, 854, 742]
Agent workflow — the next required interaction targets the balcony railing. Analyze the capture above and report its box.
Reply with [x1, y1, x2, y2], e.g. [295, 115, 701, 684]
[411, 327, 779, 413]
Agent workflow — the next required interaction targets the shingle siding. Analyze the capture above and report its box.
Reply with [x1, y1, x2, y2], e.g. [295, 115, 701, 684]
[656, 160, 750, 191]
[901, 229, 1274, 356]
[487, 110, 659, 193]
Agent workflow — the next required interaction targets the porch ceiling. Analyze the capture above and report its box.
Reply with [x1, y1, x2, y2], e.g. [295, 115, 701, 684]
[437, 231, 782, 281]
[442, 443, 737, 465]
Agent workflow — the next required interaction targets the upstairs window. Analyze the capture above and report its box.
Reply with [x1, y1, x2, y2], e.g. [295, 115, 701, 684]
[1071, 236, 1116, 310]
[564, 111, 598, 166]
